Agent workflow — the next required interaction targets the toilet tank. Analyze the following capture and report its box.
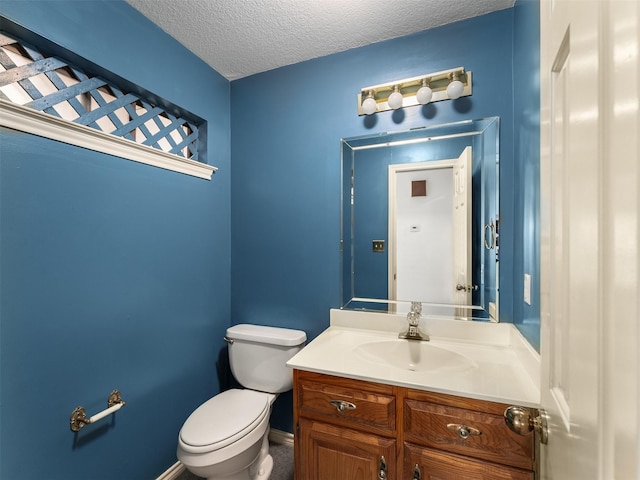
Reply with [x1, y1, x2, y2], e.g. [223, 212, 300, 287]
[226, 324, 306, 393]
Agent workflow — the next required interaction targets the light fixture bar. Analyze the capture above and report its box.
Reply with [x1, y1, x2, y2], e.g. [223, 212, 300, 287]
[357, 67, 472, 116]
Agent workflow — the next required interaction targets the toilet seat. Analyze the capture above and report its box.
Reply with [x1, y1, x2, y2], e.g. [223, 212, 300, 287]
[179, 389, 270, 454]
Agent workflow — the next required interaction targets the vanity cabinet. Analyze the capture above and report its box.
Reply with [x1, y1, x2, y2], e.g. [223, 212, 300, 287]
[294, 370, 398, 479]
[294, 370, 537, 480]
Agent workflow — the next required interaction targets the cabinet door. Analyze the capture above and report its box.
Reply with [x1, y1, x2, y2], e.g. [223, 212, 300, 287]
[298, 418, 396, 480]
[405, 443, 533, 480]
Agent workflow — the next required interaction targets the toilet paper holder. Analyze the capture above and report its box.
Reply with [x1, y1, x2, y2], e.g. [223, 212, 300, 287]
[70, 389, 126, 432]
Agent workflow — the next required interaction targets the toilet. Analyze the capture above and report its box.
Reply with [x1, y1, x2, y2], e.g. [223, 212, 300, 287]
[177, 324, 306, 480]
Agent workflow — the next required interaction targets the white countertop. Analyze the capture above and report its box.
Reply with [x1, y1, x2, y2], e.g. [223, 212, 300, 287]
[287, 309, 540, 408]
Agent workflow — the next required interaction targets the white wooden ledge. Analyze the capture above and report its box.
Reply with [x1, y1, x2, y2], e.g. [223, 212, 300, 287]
[0, 99, 217, 180]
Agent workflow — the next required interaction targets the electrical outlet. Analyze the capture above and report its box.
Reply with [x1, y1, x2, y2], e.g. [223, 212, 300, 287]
[524, 274, 531, 305]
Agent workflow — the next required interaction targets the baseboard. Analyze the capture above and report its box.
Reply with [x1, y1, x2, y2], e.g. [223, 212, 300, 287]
[156, 460, 185, 480]
[268, 428, 295, 446]
[156, 428, 294, 479]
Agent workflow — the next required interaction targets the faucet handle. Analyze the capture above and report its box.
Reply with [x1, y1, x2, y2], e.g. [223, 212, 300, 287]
[410, 301, 422, 315]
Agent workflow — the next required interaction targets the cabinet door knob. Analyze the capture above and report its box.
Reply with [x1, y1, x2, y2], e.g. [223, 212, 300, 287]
[329, 399, 356, 413]
[412, 463, 422, 479]
[447, 423, 482, 440]
[378, 456, 387, 480]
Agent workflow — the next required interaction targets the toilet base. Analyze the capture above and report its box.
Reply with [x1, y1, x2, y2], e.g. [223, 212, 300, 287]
[203, 432, 273, 480]
[250, 454, 273, 480]
[180, 414, 274, 480]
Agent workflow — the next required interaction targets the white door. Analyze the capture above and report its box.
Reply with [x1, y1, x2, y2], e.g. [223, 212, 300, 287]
[539, 1, 639, 478]
[452, 146, 472, 309]
[388, 160, 455, 308]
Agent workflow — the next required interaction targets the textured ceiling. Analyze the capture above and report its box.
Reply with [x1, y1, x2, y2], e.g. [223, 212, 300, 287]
[125, 0, 514, 81]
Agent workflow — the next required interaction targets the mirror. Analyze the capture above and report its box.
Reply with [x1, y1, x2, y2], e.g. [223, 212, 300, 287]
[341, 117, 499, 321]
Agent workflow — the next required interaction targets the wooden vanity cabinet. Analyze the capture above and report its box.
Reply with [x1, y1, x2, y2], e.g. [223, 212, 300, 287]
[293, 370, 399, 480]
[294, 370, 537, 480]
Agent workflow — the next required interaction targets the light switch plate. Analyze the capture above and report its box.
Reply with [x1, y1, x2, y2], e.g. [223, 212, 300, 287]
[372, 240, 385, 252]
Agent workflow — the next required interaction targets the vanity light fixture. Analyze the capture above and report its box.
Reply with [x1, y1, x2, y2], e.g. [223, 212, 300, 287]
[446, 72, 465, 99]
[357, 67, 472, 116]
[361, 90, 377, 115]
[387, 85, 404, 110]
[416, 78, 433, 105]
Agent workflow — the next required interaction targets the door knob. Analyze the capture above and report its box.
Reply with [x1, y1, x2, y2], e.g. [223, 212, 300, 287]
[504, 406, 549, 444]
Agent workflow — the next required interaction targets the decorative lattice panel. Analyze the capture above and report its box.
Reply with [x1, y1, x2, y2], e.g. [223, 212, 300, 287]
[0, 31, 201, 162]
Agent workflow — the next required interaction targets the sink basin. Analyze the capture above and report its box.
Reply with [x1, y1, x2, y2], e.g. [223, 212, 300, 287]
[354, 340, 477, 373]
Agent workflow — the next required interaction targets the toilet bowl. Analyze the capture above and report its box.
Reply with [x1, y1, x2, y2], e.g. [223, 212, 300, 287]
[177, 324, 306, 480]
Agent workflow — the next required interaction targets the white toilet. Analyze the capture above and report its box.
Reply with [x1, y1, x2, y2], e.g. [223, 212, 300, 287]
[177, 324, 306, 480]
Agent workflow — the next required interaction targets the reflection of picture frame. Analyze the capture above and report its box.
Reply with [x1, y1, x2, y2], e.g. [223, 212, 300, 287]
[411, 180, 427, 197]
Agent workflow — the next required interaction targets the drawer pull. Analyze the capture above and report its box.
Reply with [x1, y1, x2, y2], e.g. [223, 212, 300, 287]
[329, 399, 356, 413]
[412, 463, 422, 479]
[447, 423, 482, 440]
[378, 456, 387, 480]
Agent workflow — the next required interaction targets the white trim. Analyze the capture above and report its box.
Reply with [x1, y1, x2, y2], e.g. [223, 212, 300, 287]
[155, 460, 185, 480]
[0, 99, 217, 180]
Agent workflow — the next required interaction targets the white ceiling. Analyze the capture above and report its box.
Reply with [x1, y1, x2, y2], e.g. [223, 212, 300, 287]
[125, 0, 514, 81]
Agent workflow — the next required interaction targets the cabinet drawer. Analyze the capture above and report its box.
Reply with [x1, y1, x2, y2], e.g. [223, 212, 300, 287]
[404, 398, 534, 471]
[296, 372, 396, 435]
[405, 443, 534, 480]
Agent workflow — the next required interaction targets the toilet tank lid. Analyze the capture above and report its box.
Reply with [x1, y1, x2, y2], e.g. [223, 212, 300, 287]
[226, 324, 306, 346]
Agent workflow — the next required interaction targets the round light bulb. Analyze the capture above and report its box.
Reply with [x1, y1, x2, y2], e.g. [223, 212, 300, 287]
[362, 96, 377, 115]
[416, 85, 433, 104]
[387, 87, 403, 110]
[446, 76, 464, 100]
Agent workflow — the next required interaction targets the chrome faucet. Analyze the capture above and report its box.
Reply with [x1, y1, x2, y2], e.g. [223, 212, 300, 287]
[398, 301, 429, 341]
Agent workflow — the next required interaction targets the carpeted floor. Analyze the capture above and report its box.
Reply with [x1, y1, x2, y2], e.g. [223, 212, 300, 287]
[176, 442, 294, 480]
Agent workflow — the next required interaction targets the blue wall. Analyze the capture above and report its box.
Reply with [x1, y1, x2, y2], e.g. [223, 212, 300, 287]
[231, 15, 523, 330]
[230, 9, 526, 431]
[513, 0, 541, 350]
[0, 2, 231, 479]
[231, 9, 517, 337]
